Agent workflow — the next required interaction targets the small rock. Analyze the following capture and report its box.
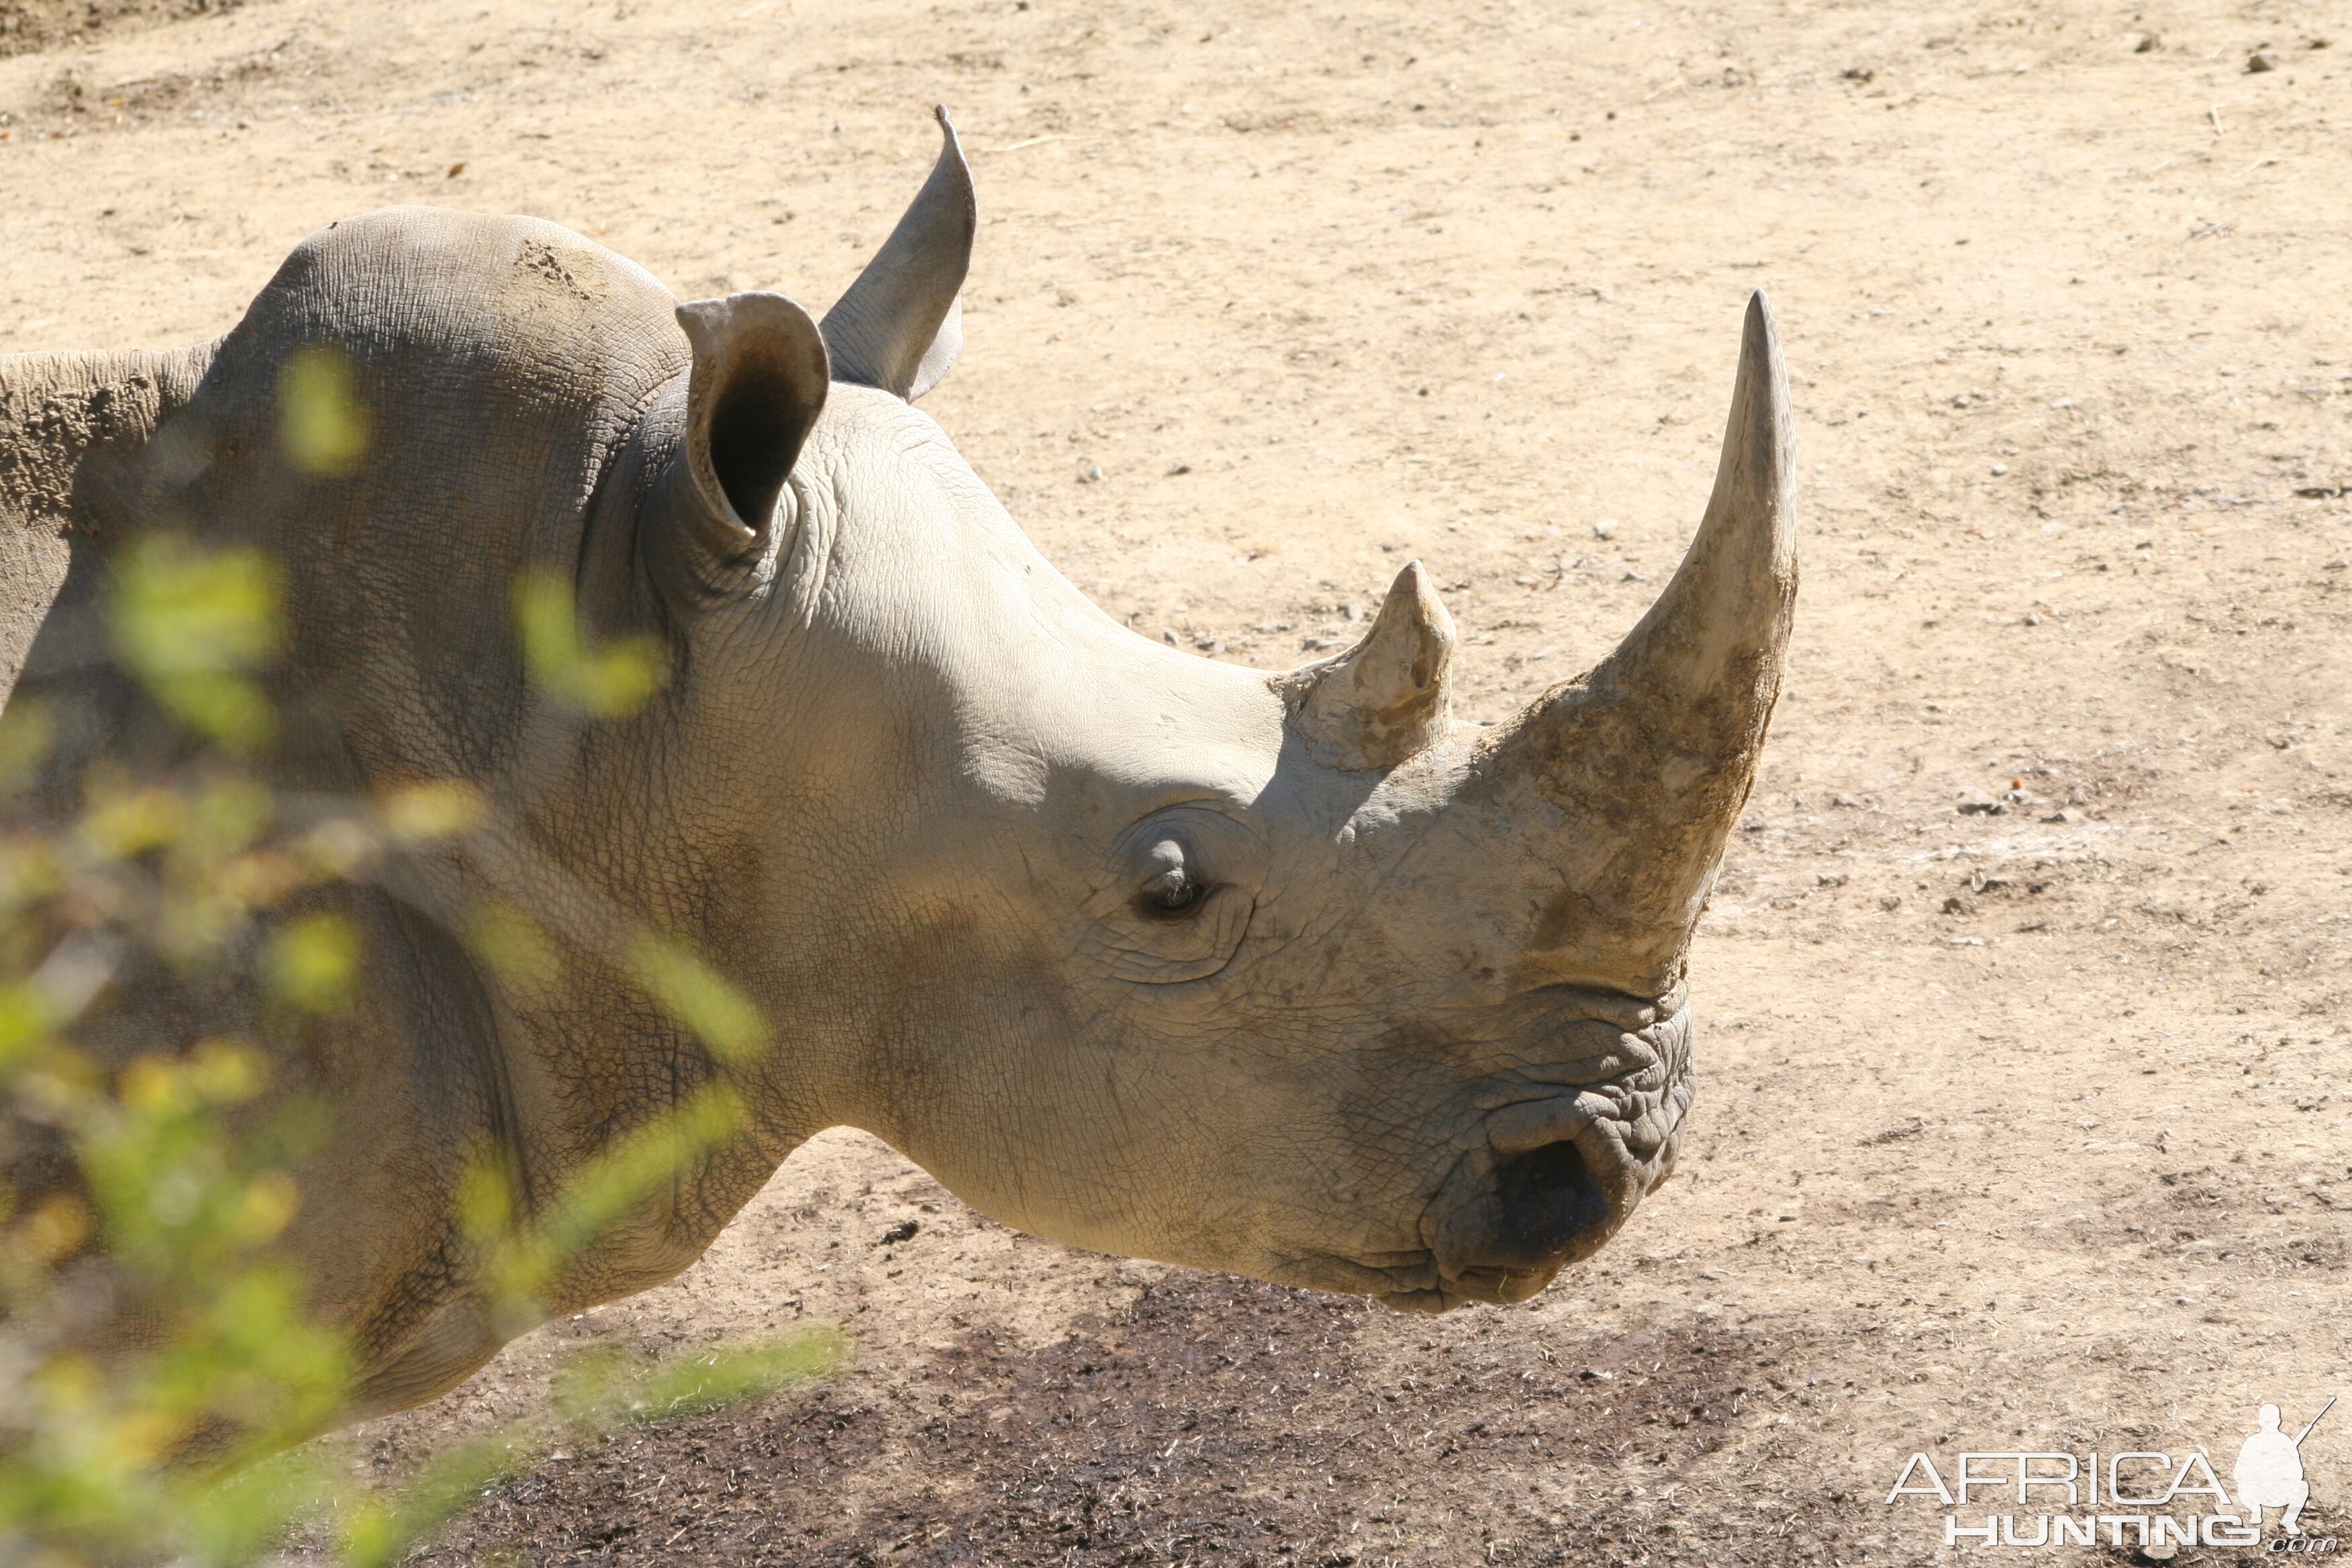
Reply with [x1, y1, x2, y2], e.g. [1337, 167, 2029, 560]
[1591, 519, 1618, 539]
[1990, 462, 2008, 476]
[1162, 630, 1179, 645]
[1077, 461, 1104, 483]
[1166, 461, 1191, 476]
[2139, 1540, 2177, 1563]
[879, 1219, 918, 1245]
[2133, 30, 2159, 51]
[2246, 50, 2278, 72]
[1841, 66, 1874, 83]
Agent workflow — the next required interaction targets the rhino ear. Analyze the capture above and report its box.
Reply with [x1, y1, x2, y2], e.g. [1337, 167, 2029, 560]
[1279, 562, 1458, 771]
[820, 105, 975, 401]
[660, 291, 830, 577]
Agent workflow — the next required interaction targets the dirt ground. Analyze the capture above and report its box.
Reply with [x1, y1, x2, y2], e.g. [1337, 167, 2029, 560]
[5, 0, 2350, 1561]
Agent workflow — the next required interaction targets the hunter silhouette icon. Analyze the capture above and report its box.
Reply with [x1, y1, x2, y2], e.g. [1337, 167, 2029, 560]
[2234, 1398, 2333, 1534]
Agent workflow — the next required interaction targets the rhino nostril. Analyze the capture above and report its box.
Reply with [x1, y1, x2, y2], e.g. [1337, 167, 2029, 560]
[1489, 1138, 1612, 1263]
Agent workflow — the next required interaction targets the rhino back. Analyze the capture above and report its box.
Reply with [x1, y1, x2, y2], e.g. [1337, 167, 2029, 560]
[0, 343, 215, 703]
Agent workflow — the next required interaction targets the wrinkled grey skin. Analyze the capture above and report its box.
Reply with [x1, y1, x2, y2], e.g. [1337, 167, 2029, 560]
[0, 109, 1795, 1426]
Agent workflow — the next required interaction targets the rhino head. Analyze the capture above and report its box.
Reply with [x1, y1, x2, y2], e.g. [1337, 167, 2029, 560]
[1, 109, 1793, 1373]
[622, 111, 1796, 1311]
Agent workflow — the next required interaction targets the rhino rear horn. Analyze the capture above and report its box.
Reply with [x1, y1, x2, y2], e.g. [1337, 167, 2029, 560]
[650, 291, 830, 587]
[1282, 561, 1457, 771]
[820, 105, 975, 401]
[1483, 291, 1796, 991]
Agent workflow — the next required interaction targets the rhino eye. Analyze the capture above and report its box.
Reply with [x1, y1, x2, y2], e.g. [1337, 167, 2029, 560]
[1085, 808, 1259, 983]
[1139, 840, 1203, 914]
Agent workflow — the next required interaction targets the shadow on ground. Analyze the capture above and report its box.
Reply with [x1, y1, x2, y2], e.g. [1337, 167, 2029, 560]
[420, 1275, 1873, 1568]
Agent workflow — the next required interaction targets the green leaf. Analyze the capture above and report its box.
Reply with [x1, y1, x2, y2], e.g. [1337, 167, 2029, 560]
[278, 347, 370, 477]
[513, 569, 667, 718]
[266, 913, 360, 1016]
[626, 930, 769, 1067]
[107, 537, 282, 753]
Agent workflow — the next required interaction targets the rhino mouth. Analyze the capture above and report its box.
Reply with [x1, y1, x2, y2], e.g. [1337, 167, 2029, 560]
[1379, 995, 1694, 1312]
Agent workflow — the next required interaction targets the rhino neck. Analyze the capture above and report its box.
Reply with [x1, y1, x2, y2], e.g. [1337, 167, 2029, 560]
[0, 342, 217, 703]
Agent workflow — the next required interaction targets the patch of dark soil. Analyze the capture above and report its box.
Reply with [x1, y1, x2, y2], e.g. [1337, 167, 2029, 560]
[30, 35, 305, 131]
[0, 0, 241, 59]
[418, 1275, 1881, 1567]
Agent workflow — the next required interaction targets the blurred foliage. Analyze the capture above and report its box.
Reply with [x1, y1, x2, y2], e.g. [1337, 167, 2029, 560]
[513, 568, 667, 718]
[0, 529, 831, 1565]
[278, 348, 371, 478]
[108, 537, 281, 754]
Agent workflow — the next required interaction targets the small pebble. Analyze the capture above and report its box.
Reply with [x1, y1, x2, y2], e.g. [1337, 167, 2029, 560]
[2245, 50, 2278, 72]
[1592, 519, 1618, 539]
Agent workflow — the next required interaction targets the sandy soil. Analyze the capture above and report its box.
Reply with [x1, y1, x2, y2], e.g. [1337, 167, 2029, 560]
[5, 0, 2350, 1561]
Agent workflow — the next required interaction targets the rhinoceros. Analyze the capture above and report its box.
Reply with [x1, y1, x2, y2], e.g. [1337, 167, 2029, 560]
[0, 109, 1794, 1424]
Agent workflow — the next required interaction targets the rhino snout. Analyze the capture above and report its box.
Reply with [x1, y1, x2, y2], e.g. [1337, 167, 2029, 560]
[1404, 1009, 1694, 1310]
[1419, 1120, 1649, 1308]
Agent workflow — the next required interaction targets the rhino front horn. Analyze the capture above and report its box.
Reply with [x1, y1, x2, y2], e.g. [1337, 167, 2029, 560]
[1281, 560, 1457, 771]
[1481, 291, 1796, 993]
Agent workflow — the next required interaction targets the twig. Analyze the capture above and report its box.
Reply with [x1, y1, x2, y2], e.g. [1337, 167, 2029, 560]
[2207, 103, 2224, 135]
[995, 134, 1059, 152]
